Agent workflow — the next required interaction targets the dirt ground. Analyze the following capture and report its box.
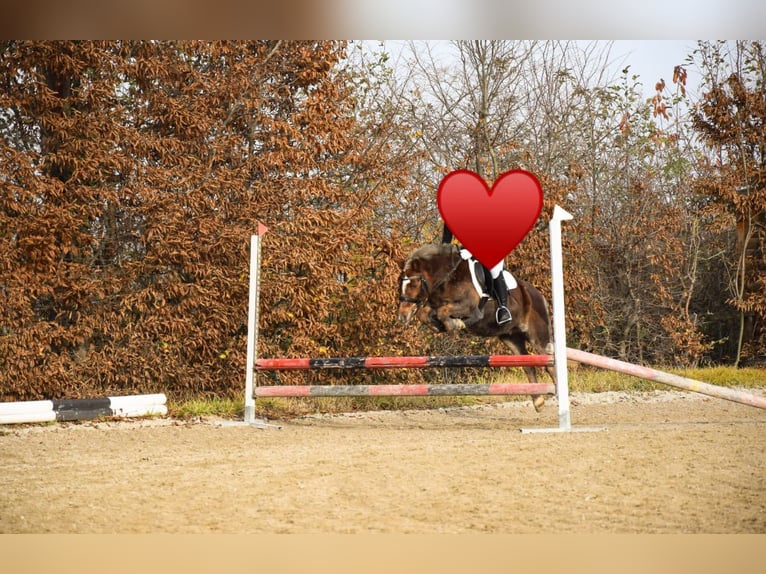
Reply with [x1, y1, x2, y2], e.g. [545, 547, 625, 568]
[1, 390, 765, 533]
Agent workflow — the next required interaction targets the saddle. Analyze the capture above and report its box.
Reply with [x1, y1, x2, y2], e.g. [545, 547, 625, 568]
[459, 249, 517, 311]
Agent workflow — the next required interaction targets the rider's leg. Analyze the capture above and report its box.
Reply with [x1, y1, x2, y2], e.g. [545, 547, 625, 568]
[490, 261, 512, 325]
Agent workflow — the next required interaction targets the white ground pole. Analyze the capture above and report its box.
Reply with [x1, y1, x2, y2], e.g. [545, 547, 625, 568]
[522, 205, 605, 433]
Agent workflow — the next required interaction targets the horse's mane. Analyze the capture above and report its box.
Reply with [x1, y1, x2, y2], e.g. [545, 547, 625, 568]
[410, 243, 456, 261]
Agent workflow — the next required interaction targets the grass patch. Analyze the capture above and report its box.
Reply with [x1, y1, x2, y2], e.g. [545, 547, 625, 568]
[170, 397, 243, 419]
[566, 367, 662, 393]
[673, 366, 765, 388]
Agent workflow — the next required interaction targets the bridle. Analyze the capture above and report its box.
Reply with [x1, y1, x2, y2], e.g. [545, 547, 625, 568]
[398, 274, 431, 305]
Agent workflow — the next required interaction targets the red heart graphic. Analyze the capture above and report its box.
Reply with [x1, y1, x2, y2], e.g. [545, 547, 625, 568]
[437, 169, 543, 269]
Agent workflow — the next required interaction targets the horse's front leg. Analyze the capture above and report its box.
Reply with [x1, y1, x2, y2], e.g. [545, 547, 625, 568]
[416, 305, 448, 332]
[434, 304, 466, 331]
[460, 304, 485, 327]
[432, 300, 483, 331]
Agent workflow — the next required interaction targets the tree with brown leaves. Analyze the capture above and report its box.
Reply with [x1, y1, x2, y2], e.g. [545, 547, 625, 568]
[0, 41, 421, 400]
[692, 40, 766, 365]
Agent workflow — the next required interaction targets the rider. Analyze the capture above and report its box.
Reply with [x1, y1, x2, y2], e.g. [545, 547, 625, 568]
[441, 223, 512, 325]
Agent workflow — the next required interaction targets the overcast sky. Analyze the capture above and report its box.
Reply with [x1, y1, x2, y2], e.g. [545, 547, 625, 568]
[337, 1, 764, 38]
[376, 40, 702, 98]
[608, 40, 700, 96]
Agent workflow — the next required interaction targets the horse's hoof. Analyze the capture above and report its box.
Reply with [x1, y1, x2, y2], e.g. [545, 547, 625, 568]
[443, 318, 465, 331]
[532, 395, 546, 412]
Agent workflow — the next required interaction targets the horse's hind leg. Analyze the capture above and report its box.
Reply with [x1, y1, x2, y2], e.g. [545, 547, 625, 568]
[524, 309, 558, 392]
[500, 334, 547, 412]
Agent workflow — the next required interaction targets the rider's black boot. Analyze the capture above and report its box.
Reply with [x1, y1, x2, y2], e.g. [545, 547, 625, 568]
[493, 275, 512, 325]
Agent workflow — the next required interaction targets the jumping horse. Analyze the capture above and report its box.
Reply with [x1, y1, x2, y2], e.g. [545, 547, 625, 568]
[397, 243, 556, 411]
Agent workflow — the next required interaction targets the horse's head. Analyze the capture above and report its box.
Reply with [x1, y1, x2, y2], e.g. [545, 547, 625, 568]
[397, 255, 431, 324]
[397, 244, 457, 324]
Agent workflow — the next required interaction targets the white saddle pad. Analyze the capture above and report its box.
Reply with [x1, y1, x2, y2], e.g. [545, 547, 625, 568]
[460, 249, 517, 299]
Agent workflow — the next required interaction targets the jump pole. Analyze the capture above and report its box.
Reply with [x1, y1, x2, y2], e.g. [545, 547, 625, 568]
[255, 383, 555, 397]
[256, 354, 553, 370]
[566, 348, 766, 410]
[0, 393, 167, 425]
[253, 354, 556, 401]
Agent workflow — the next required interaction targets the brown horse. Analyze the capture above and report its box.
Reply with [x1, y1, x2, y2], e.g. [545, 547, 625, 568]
[397, 243, 555, 411]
